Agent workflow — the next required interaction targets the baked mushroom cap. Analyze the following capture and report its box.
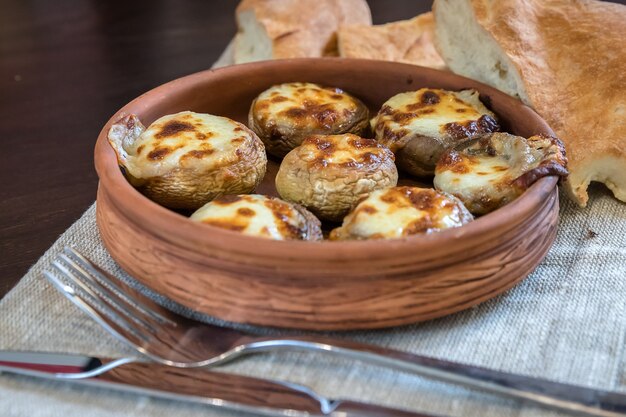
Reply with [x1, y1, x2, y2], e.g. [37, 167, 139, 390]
[190, 194, 322, 241]
[107, 112, 267, 210]
[248, 82, 369, 158]
[371, 88, 499, 177]
[275, 134, 398, 222]
[434, 132, 568, 215]
[330, 186, 473, 240]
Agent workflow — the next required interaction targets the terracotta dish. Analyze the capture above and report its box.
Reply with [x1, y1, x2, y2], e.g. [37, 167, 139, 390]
[94, 58, 560, 331]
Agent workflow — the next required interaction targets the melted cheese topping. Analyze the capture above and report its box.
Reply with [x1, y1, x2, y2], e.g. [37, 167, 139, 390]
[252, 82, 362, 130]
[119, 112, 255, 178]
[330, 187, 472, 240]
[295, 134, 394, 168]
[433, 133, 567, 214]
[190, 194, 312, 240]
[372, 88, 497, 150]
[441, 153, 513, 188]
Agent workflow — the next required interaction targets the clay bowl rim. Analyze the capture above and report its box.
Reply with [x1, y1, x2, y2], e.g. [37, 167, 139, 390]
[94, 58, 558, 260]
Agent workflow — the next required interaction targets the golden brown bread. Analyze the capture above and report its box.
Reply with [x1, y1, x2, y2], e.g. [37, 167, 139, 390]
[234, 0, 371, 63]
[338, 12, 446, 70]
[433, 0, 626, 206]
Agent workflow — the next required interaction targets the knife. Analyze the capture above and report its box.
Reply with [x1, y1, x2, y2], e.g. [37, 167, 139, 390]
[0, 351, 436, 417]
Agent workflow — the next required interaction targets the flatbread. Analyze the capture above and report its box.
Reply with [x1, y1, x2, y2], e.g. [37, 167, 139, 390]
[338, 12, 446, 70]
[434, 0, 626, 206]
[234, 0, 371, 63]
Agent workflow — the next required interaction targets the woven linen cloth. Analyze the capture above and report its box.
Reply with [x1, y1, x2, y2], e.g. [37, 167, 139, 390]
[2, 43, 626, 416]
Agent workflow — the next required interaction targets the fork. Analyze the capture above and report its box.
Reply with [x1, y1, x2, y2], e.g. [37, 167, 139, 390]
[44, 247, 626, 417]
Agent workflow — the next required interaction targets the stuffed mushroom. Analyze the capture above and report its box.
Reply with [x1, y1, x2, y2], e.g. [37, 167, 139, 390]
[248, 82, 369, 158]
[330, 186, 473, 240]
[371, 88, 499, 177]
[107, 111, 267, 210]
[275, 134, 398, 222]
[434, 132, 568, 214]
[190, 194, 322, 241]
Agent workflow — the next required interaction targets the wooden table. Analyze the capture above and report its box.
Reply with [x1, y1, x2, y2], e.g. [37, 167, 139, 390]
[0, 0, 434, 298]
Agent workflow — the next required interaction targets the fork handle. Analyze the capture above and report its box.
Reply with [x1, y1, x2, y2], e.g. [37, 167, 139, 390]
[237, 336, 626, 417]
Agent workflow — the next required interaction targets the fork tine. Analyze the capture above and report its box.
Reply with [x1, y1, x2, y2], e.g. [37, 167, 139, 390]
[44, 270, 150, 345]
[54, 256, 157, 334]
[63, 247, 176, 326]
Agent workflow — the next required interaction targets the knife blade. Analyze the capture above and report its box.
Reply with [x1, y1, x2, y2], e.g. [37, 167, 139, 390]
[0, 351, 436, 417]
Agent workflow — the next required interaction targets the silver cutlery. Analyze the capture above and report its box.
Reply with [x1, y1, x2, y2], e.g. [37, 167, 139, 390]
[0, 350, 433, 416]
[44, 246, 626, 417]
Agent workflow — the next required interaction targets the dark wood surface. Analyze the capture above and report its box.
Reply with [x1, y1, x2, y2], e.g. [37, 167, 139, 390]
[0, 0, 433, 298]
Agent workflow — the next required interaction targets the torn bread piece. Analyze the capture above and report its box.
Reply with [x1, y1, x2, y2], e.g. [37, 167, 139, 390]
[338, 12, 446, 70]
[434, 132, 568, 214]
[433, 0, 626, 206]
[234, 0, 371, 64]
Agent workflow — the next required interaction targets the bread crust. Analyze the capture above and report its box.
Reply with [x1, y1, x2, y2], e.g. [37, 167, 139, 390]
[434, 0, 626, 206]
[234, 0, 371, 62]
[337, 12, 446, 70]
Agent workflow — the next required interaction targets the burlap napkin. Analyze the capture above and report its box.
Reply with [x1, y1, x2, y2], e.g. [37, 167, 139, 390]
[1, 43, 625, 417]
